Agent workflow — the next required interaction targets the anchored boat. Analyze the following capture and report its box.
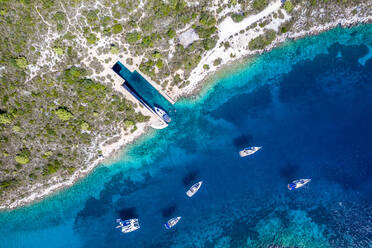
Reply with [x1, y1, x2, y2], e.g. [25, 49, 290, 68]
[239, 146, 262, 157]
[115, 218, 140, 233]
[164, 216, 181, 229]
[287, 179, 311, 190]
[154, 106, 171, 123]
[186, 181, 203, 197]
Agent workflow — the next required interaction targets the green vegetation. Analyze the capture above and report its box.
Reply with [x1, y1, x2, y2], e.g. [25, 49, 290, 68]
[53, 47, 64, 55]
[199, 12, 216, 27]
[81, 122, 89, 130]
[213, 58, 222, 66]
[231, 13, 245, 22]
[110, 46, 119, 54]
[15, 155, 29, 165]
[280, 20, 294, 34]
[54, 108, 74, 121]
[0, 114, 12, 124]
[248, 29, 277, 50]
[167, 28, 176, 38]
[283, 0, 294, 13]
[15, 57, 28, 69]
[0, 0, 366, 208]
[253, 0, 268, 11]
[203, 38, 217, 50]
[156, 59, 164, 69]
[126, 32, 141, 44]
[112, 24, 123, 34]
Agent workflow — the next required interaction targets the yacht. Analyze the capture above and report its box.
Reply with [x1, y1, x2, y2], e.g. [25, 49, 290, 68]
[164, 216, 181, 229]
[186, 181, 203, 197]
[239, 146, 262, 157]
[287, 179, 311, 190]
[115, 218, 140, 233]
[154, 106, 171, 123]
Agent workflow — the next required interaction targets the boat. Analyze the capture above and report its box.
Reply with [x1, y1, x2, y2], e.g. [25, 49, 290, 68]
[239, 146, 262, 157]
[154, 106, 171, 123]
[287, 179, 311, 190]
[164, 216, 181, 229]
[186, 181, 203, 197]
[115, 218, 140, 233]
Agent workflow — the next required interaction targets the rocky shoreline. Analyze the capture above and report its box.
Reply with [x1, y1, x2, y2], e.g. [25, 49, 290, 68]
[1, 1, 371, 210]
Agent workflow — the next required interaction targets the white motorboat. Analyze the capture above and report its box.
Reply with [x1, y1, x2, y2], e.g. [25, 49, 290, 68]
[186, 181, 203, 197]
[115, 218, 140, 233]
[154, 106, 171, 123]
[239, 146, 262, 157]
[287, 179, 311, 190]
[164, 216, 181, 229]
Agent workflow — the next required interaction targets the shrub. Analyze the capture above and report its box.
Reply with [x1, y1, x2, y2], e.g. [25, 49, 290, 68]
[86, 10, 98, 23]
[54, 11, 65, 21]
[42, 151, 53, 159]
[231, 13, 245, 22]
[156, 59, 164, 69]
[44, 160, 61, 175]
[283, 0, 294, 13]
[248, 29, 276, 50]
[203, 38, 217, 50]
[125, 32, 141, 44]
[213, 58, 222, 66]
[167, 28, 176, 39]
[54, 108, 73, 121]
[12, 126, 21, 132]
[0, 180, 14, 188]
[152, 51, 161, 59]
[112, 24, 123, 34]
[195, 26, 217, 39]
[86, 33, 97, 44]
[199, 12, 216, 27]
[53, 47, 64, 55]
[15, 155, 29, 165]
[124, 120, 134, 128]
[203, 64, 210, 70]
[81, 122, 89, 130]
[280, 20, 293, 33]
[110, 46, 119, 54]
[253, 0, 268, 11]
[15, 57, 28, 69]
[0, 113, 12, 124]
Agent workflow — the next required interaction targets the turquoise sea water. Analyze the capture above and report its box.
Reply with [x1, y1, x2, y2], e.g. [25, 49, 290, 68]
[1, 25, 372, 248]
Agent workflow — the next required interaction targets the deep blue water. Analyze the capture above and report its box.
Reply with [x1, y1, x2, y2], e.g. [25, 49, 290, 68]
[1, 25, 372, 248]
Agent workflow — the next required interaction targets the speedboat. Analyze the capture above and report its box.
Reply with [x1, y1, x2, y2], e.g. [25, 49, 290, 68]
[239, 146, 262, 157]
[287, 179, 311, 190]
[186, 181, 203, 197]
[115, 218, 140, 233]
[154, 106, 171, 123]
[164, 216, 181, 229]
